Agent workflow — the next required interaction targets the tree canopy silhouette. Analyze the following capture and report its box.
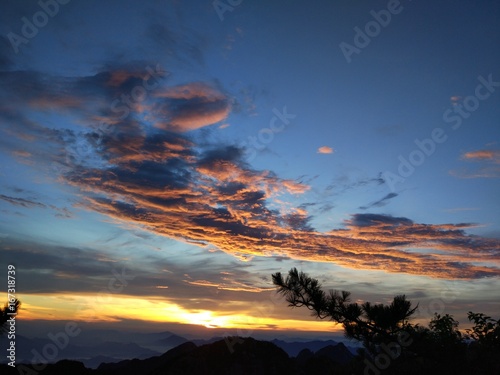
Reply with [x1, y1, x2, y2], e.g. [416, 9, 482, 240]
[272, 268, 417, 353]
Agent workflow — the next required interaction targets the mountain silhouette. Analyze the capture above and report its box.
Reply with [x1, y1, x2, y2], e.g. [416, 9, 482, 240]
[98, 337, 298, 374]
[97, 341, 198, 375]
[315, 342, 354, 365]
[270, 338, 353, 357]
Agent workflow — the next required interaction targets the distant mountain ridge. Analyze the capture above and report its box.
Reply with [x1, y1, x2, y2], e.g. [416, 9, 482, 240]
[0, 337, 356, 375]
[270, 338, 359, 357]
[0, 334, 162, 368]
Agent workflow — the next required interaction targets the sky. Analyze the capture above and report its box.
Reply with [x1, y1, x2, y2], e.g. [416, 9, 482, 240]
[0, 0, 499, 340]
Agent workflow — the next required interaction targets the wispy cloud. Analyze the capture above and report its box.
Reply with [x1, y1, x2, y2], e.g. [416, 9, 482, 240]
[0, 194, 46, 209]
[323, 174, 386, 199]
[443, 207, 480, 213]
[451, 149, 500, 178]
[359, 192, 398, 210]
[462, 149, 500, 163]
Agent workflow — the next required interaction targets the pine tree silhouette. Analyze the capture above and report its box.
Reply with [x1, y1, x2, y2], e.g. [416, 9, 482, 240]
[0, 299, 20, 334]
[272, 268, 417, 354]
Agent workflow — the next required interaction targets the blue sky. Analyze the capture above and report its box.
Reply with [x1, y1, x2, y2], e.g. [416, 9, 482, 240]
[0, 0, 499, 335]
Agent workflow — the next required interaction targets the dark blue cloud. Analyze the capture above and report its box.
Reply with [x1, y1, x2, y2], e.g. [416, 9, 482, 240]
[349, 213, 413, 228]
[359, 192, 399, 210]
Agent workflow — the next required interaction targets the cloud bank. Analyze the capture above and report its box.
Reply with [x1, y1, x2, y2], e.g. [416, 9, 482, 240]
[0, 65, 499, 280]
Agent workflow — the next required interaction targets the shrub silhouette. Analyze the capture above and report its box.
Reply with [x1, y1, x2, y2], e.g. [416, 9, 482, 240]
[273, 268, 500, 374]
[465, 312, 500, 374]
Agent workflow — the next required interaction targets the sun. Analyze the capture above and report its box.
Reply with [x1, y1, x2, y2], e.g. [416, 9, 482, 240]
[186, 311, 230, 329]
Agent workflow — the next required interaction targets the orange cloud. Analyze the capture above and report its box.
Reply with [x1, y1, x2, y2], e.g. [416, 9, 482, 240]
[12, 150, 32, 158]
[153, 82, 231, 132]
[462, 150, 500, 163]
[317, 146, 334, 154]
[452, 149, 500, 178]
[185, 278, 273, 293]
[63, 132, 500, 279]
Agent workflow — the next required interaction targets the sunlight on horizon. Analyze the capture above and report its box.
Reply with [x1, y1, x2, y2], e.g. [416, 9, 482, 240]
[18, 293, 343, 333]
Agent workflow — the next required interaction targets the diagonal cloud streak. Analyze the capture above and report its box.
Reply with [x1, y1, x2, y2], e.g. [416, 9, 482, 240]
[359, 192, 398, 210]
